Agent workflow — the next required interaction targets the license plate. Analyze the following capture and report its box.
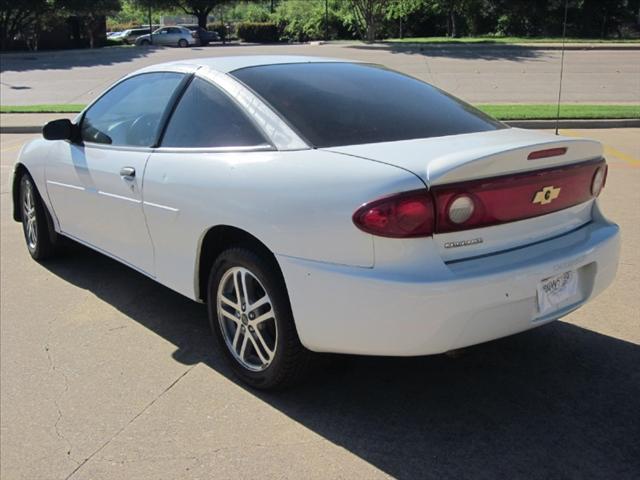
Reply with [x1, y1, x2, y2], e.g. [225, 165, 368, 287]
[537, 270, 578, 316]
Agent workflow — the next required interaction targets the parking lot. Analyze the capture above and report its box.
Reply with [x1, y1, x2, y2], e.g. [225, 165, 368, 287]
[2, 43, 639, 105]
[0, 128, 638, 479]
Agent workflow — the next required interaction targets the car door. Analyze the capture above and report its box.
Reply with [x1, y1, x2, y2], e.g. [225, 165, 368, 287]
[45, 71, 186, 275]
[168, 27, 183, 45]
[142, 75, 273, 297]
[155, 27, 172, 45]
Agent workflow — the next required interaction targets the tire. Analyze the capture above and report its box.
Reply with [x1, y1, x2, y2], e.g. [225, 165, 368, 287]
[139, 39, 149, 46]
[178, 39, 188, 48]
[19, 174, 57, 261]
[207, 247, 313, 390]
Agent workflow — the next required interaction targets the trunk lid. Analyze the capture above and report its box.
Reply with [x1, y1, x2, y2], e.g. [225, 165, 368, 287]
[325, 128, 604, 261]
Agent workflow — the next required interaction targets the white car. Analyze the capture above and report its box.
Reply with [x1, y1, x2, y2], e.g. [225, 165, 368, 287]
[12, 56, 620, 389]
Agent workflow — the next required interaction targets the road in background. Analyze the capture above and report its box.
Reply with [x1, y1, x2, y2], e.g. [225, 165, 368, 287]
[1, 43, 639, 105]
[1, 130, 639, 479]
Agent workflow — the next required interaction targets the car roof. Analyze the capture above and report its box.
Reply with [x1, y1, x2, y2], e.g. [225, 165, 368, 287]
[133, 56, 358, 75]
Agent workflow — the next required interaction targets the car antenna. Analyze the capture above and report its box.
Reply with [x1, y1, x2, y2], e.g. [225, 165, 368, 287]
[555, 0, 570, 135]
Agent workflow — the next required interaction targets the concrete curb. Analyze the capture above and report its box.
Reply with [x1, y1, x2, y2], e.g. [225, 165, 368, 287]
[1, 126, 43, 134]
[378, 42, 640, 51]
[505, 118, 640, 129]
[2, 118, 638, 135]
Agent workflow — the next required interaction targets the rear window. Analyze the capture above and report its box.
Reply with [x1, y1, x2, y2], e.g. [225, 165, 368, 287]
[231, 63, 505, 148]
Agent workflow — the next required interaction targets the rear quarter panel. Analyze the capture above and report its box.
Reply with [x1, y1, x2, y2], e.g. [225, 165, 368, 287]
[142, 148, 424, 300]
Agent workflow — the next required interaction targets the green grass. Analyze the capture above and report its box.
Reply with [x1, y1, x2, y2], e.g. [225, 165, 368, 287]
[476, 104, 640, 120]
[0, 104, 85, 113]
[1, 103, 638, 120]
[385, 36, 640, 44]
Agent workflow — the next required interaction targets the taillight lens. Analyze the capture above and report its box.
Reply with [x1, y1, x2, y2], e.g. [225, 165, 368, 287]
[447, 195, 476, 224]
[591, 164, 607, 196]
[353, 191, 435, 238]
[354, 159, 606, 238]
[433, 158, 606, 233]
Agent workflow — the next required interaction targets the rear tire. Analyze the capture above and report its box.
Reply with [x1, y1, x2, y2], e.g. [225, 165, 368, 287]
[19, 174, 58, 261]
[207, 248, 313, 390]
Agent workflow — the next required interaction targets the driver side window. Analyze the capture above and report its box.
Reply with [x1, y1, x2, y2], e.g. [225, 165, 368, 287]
[81, 72, 184, 147]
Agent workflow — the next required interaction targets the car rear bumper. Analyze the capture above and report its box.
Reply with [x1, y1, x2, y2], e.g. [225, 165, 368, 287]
[278, 214, 620, 356]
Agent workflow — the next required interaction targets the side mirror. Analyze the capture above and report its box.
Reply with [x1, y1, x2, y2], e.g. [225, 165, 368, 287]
[42, 119, 77, 141]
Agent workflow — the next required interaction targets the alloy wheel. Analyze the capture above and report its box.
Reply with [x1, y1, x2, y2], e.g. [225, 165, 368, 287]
[216, 266, 277, 371]
[22, 179, 38, 250]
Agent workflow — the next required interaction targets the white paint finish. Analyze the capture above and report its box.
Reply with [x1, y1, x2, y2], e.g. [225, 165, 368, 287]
[434, 200, 595, 262]
[279, 217, 619, 355]
[135, 55, 354, 75]
[325, 128, 603, 185]
[44, 141, 155, 275]
[142, 147, 422, 299]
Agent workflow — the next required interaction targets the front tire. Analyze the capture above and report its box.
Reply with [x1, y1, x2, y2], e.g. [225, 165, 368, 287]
[19, 174, 57, 261]
[178, 39, 188, 48]
[207, 248, 312, 390]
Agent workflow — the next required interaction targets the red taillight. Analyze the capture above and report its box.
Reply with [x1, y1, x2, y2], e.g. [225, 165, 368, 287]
[527, 147, 568, 160]
[432, 158, 606, 233]
[354, 159, 606, 238]
[353, 191, 435, 238]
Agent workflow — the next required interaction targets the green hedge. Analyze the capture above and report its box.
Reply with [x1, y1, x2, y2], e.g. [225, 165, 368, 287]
[237, 22, 279, 43]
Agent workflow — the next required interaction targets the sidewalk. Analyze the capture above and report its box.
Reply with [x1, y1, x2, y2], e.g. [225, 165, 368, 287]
[1, 113, 638, 134]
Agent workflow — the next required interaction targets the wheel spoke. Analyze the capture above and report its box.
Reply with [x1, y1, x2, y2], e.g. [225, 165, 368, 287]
[220, 294, 239, 311]
[252, 310, 274, 325]
[239, 332, 249, 360]
[252, 328, 274, 362]
[233, 271, 242, 306]
[240, 270, 250, 307]
[248, 333, 269, 365]
[221, 309, 240, 324]
[249, 295, 269, 313]
[231, 324, 241, 350]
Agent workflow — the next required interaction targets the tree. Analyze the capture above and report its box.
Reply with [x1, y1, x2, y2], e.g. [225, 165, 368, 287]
[0, 0, 47, 50]
[386, 0, 424, 38]
[178, 0, 230, 28]
[346, 0, 391, 41]
[55, 0, 121, 47]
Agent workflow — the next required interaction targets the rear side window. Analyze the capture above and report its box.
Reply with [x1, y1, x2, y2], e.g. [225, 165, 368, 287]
[231, 63, 505, 148]
[161, 77, 268, 148]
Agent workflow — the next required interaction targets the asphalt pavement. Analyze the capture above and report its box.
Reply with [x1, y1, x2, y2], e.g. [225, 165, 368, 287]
[0, 129, 638, 479]
[1, 43, 639, 105]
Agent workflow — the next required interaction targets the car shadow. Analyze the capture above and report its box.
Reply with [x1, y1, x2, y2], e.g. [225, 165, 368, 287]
[41, 243, 640, 479]
[347, 42, 548, 61]
[0, 46, 157, 73]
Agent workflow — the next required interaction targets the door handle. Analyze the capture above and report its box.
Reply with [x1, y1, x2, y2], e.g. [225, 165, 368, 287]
[120, 166, 136, 178]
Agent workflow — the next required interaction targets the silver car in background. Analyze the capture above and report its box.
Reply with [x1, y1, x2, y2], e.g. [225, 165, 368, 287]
[135, 26, 197, 47]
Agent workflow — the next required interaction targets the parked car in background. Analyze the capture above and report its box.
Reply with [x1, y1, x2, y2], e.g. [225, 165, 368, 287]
[106, 31, 121, 38]
[180, 25, 220, 45]
[113, 28, 154, 45]
[13, 57, 620, 390]
[135, 26, 197, 47]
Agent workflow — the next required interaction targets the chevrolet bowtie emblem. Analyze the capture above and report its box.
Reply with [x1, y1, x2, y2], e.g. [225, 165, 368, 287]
[533, 186, 561, 205]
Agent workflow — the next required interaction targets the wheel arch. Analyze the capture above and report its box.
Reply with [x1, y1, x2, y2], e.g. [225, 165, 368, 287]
[195, 225, 285, 303]
[12, 163, 29, 221]
[12, 163, 58, 244]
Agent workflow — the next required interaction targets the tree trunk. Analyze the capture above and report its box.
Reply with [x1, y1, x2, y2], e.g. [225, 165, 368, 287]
[195, 10, 209, 29]
[449, 9, 457, 37]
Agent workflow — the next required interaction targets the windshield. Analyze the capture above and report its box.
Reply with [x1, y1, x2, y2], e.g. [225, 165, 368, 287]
[231, 62, 505, 148]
